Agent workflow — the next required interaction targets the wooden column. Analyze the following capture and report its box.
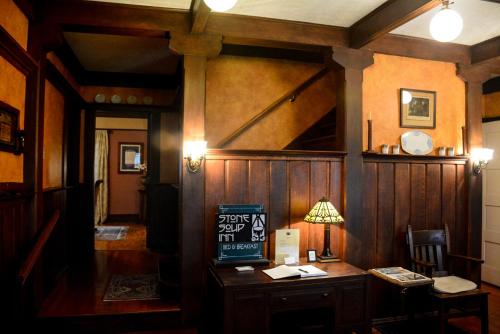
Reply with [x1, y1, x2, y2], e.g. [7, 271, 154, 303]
[170, 32, 221, 323]
[457, 65, 491, 260]
[332, 48, 374, 269]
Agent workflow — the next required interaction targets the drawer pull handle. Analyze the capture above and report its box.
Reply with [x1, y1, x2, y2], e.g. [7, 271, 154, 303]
[281, 297, 288, 302]
[322, 293, 329, 298]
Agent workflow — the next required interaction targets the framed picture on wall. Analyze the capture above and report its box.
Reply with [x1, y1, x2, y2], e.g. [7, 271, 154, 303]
[0, 101, 20, 153]
[119, 142, 143, 173]
[400, 88, 436, 129]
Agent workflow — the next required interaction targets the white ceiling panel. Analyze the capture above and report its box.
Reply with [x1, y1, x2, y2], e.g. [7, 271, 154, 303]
[225, 0, 388, 27]
[85, 0, 191, 10]
[391, 0, 500, 45]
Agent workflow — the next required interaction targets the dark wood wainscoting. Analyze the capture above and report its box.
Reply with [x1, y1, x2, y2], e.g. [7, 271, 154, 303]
[204, 150, 345, 264]
[362, 154, 469, 319]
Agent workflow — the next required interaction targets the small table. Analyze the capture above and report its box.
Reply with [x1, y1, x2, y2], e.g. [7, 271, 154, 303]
[206, 260, 371, 334]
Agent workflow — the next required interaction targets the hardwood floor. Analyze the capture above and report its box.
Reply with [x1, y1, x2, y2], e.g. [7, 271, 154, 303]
[372, 282, 500, 333]
[95, 222, 147, 251]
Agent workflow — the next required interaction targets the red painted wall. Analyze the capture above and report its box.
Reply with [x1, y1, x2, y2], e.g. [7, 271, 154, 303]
[108, 130, 148, 215]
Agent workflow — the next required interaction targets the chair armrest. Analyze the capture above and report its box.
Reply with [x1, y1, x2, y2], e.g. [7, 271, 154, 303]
[447, 253, 484, 264]
[411, 259, 435, 268]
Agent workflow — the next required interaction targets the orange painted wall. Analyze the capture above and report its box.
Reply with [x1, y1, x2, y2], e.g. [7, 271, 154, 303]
[206, 55, 336, 149]
[363, 53, 465, 154]
[484, 92, 500, 119]
[108, 130, 148, 215]
[43, 81, 65, 189]
[0, 55, 26, 182]
[0, 0, 28, 50]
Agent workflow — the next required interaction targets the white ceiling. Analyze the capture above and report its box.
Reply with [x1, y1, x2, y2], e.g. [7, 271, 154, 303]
[391, 0, 500, 45]
[85, 0, 500, 45]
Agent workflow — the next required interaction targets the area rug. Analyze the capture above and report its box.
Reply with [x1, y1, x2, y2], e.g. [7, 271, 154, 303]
[95, 226, 129, 240]
[103, 274, 160, 301]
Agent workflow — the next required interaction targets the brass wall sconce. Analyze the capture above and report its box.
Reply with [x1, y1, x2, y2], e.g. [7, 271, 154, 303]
[184, 140, 207, 173]
[471, 148, 494, 175]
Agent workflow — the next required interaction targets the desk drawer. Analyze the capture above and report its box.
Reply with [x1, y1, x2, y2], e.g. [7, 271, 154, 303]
[270, 287, 334, 311]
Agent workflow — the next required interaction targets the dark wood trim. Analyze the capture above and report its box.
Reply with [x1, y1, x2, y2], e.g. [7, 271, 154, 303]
[349, 0, 440, 49]
[471, 36, 500, 65]
[362, 152, 468, 164]
[46, 61, 84, 104]
[17, 210, 61, 286]
[206, 13, 348, 47]
[106, 214, 140, 222]
[223, 36, 330, 54]
[483, 116, 500, 123]
[91, 104, 177, 114]
[54, 40, 86, 82]
[483, 76, 500, 94]
[190, 0, 210, 34]
[217, 67, 330, 148]
[0, 26, 37, 75]
[364, 34, 471, 64]
[221, 44, 325, 63]
[62, 24, 169, 38]
[207, 149, 346, 160]
[13, 0, 34, 21]
[41, 0, 191, 34]
[79, 71, 181, 89]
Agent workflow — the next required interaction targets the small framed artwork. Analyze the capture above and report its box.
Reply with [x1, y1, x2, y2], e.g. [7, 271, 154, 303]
[119, 142, 143, 173]
[400, 88, 436, 129]
[307, 249, 317, 262]
[0, 101, 20, 153]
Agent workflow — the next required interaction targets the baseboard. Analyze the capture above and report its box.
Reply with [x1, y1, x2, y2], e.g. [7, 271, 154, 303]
[106, 214, 139, 223]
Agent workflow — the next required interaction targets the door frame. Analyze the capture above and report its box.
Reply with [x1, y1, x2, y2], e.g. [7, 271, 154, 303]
[83, 103, 179, 253]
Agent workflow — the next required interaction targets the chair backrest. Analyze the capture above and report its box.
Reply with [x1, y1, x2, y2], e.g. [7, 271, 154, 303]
[406, 225, 451, 277]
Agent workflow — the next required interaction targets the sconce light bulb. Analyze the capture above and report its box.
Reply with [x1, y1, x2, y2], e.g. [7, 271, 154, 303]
[184, 140, 208, 173]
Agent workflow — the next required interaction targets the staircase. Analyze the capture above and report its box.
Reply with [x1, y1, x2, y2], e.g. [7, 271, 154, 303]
[284, 108, 337, 150]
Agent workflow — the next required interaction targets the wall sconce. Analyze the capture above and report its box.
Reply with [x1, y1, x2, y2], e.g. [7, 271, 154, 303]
[184, 140, 207, 173]
[471, 148, 494, 175]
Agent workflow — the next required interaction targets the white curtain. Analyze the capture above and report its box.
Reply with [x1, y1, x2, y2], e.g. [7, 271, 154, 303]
[94, 130, 109, 225]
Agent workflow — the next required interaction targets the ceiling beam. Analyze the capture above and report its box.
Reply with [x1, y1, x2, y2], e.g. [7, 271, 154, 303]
[79, 71, 180, 89]
[62, 24, 168, 38]
[471, 36, 500, 65]
[41, 0, 191, 33]
[349, 0, 441, 49]
[190, 0, 211, 34]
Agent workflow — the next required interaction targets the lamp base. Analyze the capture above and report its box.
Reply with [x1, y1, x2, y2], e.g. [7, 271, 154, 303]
[317, 255, 341, 263]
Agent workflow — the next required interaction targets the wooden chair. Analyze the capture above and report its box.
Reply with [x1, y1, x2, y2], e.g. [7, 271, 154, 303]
[406, 225, 489, 334]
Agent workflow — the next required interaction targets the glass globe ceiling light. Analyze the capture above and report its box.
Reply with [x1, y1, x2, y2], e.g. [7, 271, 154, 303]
[203, 0, 238, 12]
[429, 1, 463, 42]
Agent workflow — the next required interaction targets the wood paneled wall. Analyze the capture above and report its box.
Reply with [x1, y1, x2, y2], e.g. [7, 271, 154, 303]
[361, 154, 468, 270]
[204, 150, 345, 264]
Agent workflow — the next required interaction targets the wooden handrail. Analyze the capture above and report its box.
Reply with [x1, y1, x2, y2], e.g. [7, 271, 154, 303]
[216, 67, 330, 148]
[17, 210, 61, 286]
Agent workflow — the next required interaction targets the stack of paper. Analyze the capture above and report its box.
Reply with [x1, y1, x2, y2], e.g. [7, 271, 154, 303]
[262, 265, 327, 279]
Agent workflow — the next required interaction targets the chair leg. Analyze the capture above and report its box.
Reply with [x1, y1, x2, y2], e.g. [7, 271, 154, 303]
[481, 295, 489, 334]
[438, 302, 447, 334]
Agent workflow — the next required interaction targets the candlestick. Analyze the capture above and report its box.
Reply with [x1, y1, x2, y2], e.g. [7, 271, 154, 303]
[367, 119, 374, 152]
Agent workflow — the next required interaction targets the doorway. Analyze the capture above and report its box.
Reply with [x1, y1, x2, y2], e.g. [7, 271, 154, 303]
[482, 120, 500, 286]
[94, 114, 149, 251]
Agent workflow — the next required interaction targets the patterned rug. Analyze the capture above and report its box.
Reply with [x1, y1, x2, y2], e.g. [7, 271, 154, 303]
[103, 274, 160, 301]
[95, 226, 129, 240]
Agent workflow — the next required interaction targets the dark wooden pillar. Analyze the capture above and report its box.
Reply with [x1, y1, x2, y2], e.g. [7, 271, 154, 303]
[170, 32, 221, 323]
[457, 65, 491, 260]
[332, 48, 374, 269]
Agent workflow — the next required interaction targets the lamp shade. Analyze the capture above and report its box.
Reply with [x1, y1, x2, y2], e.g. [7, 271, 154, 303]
[203, 0, 237, 12]
[429, 7, 463, 42]
[304, 197, 344, 224]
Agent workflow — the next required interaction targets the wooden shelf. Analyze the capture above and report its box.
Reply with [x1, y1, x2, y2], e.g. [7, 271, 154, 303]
[362, 151, 469, 164]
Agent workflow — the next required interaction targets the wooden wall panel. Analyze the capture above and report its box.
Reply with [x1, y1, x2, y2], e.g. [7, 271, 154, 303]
[363, 156, 468, 269]
[204, 151, 344, 264]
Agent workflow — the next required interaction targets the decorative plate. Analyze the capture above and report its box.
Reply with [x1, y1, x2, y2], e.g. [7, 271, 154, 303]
[94, 93, 106, 103]
[401, 131, 433, 155]
[111, 94, 122, 104]
[127, 95, 137, 104]
[143, 96, 153, 105]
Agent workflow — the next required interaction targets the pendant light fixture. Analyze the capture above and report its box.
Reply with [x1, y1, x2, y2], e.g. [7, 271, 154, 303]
[203, 0, 238, 12]
[429, 0, 463, 42]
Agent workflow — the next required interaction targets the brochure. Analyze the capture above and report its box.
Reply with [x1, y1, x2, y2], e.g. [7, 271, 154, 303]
[369, 267, 433, 287]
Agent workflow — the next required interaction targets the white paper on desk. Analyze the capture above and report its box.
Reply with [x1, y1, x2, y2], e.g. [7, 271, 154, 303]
[262, 265, 327, 279]
[275, 229, 299, 265]
[296, 265, 327, 278]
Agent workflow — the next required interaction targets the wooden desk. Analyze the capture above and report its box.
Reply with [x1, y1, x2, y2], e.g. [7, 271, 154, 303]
[207, 261, 370, 334]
